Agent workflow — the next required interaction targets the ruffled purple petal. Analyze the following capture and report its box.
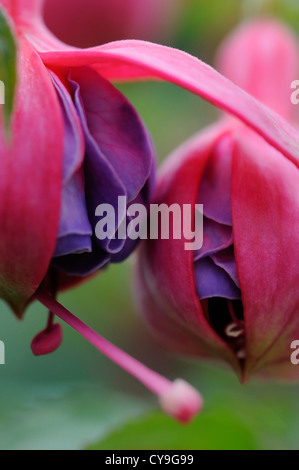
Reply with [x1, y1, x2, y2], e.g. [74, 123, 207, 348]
[52, 241, 110, 276]
[194, 257, 241, 300]
[194, 132, 241, 301]
[53, 169, 92, 257]
[51, 74, 93, 260]
[69, 67, 153, 203]
[111, 185, 150, 263]
[69, 67, 154, 260]
[70, 73, 128, 255]
[50, 72, 84, 182]
[211, 246, 240, 288]
[197, 133, 233, 226]
[52, 66, 155, 276]
[54, 234, 92, 258]
[194, 216, 233, 261]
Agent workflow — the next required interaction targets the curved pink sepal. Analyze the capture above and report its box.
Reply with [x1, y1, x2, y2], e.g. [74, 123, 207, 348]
[232, 127, 299, 380]
[0, 38, 63, 315]
[135, 123, 242, 376]
[39, 39, 299, 168]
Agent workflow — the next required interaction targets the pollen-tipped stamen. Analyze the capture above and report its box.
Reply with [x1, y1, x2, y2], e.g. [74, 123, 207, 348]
[33, 288, 203, 423]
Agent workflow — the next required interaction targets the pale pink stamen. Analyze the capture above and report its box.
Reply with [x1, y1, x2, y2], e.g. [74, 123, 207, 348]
[34, 289, 203, 423]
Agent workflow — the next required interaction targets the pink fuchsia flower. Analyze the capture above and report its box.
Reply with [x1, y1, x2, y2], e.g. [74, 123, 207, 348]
[136, 20, 299, 382]
[1, 0, 156, 313]
[43, 0, 183, 48]
[2, 1, 299, 419]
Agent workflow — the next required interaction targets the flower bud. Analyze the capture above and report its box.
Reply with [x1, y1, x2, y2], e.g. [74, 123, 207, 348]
[136, 20, 299, 381]
[31, 323, 63, 356]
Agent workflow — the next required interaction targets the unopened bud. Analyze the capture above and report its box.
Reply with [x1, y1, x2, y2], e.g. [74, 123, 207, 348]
[31, 323, 63, 356]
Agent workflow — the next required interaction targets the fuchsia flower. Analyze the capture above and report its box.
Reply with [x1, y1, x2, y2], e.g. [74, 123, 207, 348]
[2, 1, 299, 419]
[136, 20, 299, 382]
[43, 0, 183, 48]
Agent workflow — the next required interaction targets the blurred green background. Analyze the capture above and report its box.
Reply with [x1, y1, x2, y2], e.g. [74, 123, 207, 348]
[1, 0, 299, 450]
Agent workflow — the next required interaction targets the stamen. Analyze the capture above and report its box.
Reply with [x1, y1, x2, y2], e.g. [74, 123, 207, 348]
[46, 311, 55, 330]
[236, 349, 246, 360]
[33, 289, 203, 423]
[225, 322, 244, 338]
[227, 300, 244, 328]
[31, 280, 63, 356]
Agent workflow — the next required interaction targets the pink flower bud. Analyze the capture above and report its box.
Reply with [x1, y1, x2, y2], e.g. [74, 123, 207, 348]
[136, 20, 299, 382]
[31, 322, 63, 356]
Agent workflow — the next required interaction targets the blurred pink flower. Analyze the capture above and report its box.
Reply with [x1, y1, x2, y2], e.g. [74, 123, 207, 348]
[43, 0, 183, 47]
[136, 19, 299, 382]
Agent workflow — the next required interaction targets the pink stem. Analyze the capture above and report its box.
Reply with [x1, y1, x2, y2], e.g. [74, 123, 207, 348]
[35, 289, 171, 396]
[33, 289, 203, 423]
[46, 311, 55, 331]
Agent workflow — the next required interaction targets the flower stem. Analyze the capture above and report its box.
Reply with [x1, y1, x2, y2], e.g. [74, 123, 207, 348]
[34, 288, 203, 423]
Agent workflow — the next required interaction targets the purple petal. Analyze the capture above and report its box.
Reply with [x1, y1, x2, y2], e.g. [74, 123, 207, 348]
[52, 242, 110, 276]
[69, 66, 154, 202]
[211, 246, 240, 288]
[51, 74, 92, 259]
[197, 133, 233, 226]
[194, 257, 241, 300]
[194, 216, 233, 261]
[50, 72, 84, 182]
[193, 132, 241, 301]
[111, 186, 149, 263]
[53, 169, 92, 257]
[52, 66, 155, 274]
[54, 234, 92, 258]
[69, 67, 155, 259]
[70, 74, 127, 255]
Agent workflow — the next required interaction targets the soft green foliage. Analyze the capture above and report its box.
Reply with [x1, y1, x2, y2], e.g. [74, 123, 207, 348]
[2, 265, 299, 450]
[87, 363, 299, 450]
[0, 380, 149, 450]
[87, 411, 258, 450]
